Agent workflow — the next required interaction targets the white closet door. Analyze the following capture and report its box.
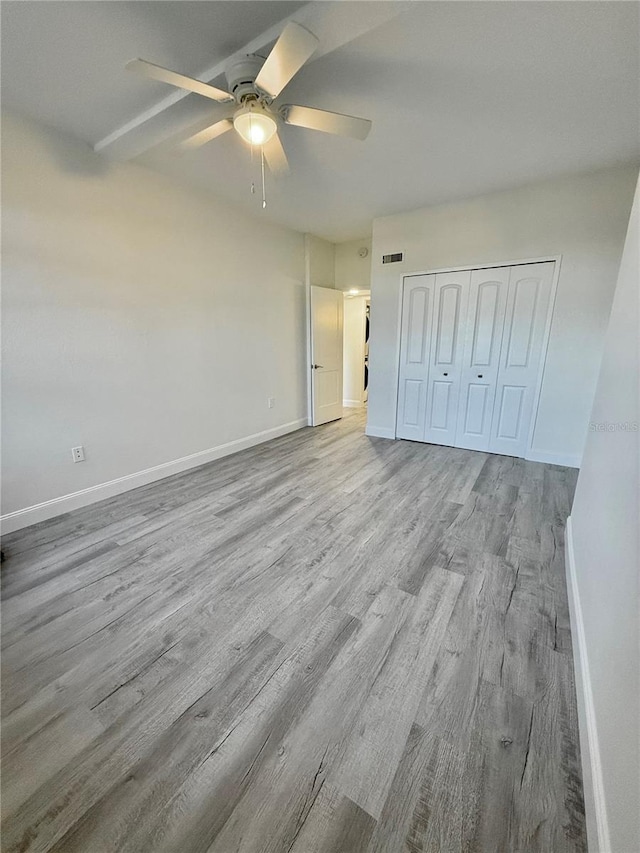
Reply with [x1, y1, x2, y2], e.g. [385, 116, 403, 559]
[454, 267, 510, 451]
[396, 275, 435, 440]
[489, 261, 555, 457]
[424, 271, 470, 446]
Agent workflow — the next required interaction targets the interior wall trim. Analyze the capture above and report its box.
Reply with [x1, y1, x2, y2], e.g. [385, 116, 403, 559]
[565, 516, 612, 853]
[0, 418, 308, 535]
[391, 254, 562, 278]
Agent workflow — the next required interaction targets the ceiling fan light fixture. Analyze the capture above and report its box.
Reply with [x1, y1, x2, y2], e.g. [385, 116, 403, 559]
[233, 102, 277, 146]
[129, 20, 371, 175]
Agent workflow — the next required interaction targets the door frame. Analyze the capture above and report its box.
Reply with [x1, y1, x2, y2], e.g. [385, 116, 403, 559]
[393, 255, 562, 460]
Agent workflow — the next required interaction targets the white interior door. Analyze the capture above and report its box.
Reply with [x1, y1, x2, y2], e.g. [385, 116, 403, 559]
[396, 275, 435, 440]
[489, 261, 555, 456]
[311, 285, 344, 426]
[455, 267, 510, 451]
[424, 271, 470, 446]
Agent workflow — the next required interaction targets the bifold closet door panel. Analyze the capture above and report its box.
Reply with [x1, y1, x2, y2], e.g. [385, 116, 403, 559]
[490, 261, 555, 457]
[424, 270, 471, 447]
[454, 267, 510, 452]
[396, 275, 435, 440]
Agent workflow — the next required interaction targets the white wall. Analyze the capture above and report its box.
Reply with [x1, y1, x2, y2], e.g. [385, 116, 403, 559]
[343, 296, 367, 406]
[367, 165, 638, 463]
[307, 234, 335, 288]
[335, 238, 372, 292]
[568, 176, 639, 853]
[1, 112, 306, 528]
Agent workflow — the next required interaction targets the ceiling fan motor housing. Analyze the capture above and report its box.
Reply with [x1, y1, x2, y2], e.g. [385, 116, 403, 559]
[226, 55, 265, 103]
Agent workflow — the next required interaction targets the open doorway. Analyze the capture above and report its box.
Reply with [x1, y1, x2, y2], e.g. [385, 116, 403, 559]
[343, 290, 370, 410]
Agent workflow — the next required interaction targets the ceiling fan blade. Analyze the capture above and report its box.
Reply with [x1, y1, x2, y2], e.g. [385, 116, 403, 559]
[263, 132, 290, 175]
[180, 118, 234, 150]
[254, 22, 319, 99]
[126, 58, 233, 103]
[283, 105, 372, 140]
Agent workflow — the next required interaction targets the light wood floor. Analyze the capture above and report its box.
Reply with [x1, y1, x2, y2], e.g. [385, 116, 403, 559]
[1, 410, 587, 852]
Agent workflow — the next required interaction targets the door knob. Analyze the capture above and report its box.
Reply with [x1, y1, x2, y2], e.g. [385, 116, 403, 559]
[312, 364, 324, 370]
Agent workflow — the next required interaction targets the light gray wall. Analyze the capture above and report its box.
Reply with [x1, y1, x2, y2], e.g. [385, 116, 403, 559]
[1, 112, 306, 520]
[367, 165, 638, 464]
[307, 234, 335, 288]
[570, 175, 639, 853]
[335, 238, 372, 292]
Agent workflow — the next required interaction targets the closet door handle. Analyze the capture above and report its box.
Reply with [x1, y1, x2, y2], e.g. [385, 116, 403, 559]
[477, 374, 483, 378]
[443, 372, 448, 376]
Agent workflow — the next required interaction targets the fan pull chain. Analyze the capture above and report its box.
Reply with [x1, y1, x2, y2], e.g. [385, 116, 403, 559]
[261, 146, 267, 209]
[250, 114, 256, 195]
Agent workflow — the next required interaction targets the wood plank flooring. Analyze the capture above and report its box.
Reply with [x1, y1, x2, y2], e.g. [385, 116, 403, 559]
[0, 410, 587, 852]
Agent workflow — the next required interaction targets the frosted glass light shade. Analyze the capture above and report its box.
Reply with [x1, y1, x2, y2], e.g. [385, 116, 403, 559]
[233, 104, 277, 146]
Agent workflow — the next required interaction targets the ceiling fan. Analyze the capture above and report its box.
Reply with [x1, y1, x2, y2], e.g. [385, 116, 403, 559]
[126, 22, 372, 177]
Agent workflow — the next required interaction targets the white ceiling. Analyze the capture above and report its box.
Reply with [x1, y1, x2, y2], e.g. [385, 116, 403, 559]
[2, 1, 639, 242]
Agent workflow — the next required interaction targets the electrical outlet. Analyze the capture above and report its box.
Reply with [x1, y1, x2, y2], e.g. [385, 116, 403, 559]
[71, 446, 85, 463]
[268, 397, 275, 409]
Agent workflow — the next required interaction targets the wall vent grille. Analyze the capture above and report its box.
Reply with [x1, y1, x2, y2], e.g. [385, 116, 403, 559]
[382, 252, 404, 264]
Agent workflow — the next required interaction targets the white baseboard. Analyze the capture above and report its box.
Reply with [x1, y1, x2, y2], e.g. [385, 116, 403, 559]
[0, 418, 307, 535]
[343, 399, 364, 408]
[565, 516, 611, 853]
[526, 448, 581, 468]
[365, 424, 396, 439]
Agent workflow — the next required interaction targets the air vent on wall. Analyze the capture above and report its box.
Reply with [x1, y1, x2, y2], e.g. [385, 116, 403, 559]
[382, 252, 404, 264]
